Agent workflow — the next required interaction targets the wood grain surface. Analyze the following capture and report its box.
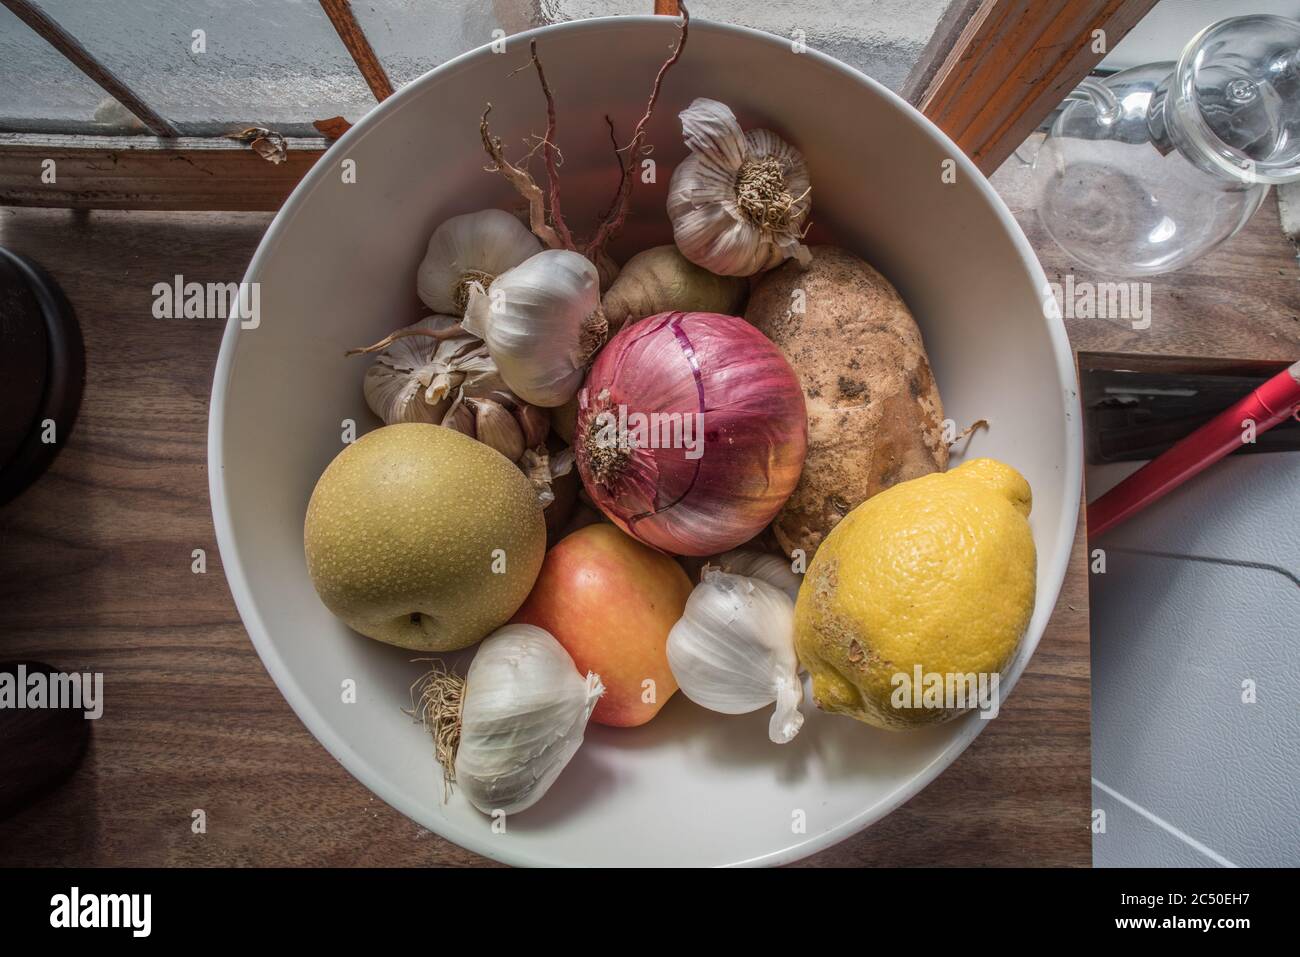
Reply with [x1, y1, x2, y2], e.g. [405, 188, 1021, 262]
[1, 151, 1294, 865]
[0, 134, 328, 212]
[992, 135, 1300, 364]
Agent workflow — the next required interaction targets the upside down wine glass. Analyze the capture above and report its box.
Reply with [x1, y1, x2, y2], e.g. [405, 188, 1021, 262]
[1033, 15, 1300, 276]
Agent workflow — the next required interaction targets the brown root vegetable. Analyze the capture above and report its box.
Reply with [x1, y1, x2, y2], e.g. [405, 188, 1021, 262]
[601, 245, 748, 334]
[549, 395, 579, 445]
[745, 246, 947, 559]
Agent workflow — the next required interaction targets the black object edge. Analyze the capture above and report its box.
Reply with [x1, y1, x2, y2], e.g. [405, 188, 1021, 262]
[0, 247, 84, 507]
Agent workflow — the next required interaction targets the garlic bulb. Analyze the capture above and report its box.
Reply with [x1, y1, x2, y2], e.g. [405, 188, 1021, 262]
[455, 625, 604, 816]
[417, 209, 542, 315]
[667, 98, 812, 277]
[715, 549, 802, 601]
[363, 315, 506, 425]
[667, 568, 804, 744]
[462, 249, 607, 408]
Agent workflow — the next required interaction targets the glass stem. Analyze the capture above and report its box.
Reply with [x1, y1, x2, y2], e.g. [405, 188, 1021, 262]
[1065, 77, 1121, 126]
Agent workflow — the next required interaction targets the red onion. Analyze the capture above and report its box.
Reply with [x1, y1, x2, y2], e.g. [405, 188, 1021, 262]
[575, 311, 807, 556]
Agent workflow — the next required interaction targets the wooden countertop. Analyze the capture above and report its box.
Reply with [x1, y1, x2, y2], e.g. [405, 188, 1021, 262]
[1, 143, 1296, 866]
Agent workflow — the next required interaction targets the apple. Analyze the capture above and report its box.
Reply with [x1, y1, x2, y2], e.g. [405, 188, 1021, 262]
[512, 524, 692, 726]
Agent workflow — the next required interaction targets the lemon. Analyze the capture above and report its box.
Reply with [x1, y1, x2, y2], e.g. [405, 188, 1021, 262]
[793, 458, 1036, 729]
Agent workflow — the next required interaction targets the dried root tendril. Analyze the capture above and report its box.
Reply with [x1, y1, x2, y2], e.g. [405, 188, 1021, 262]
[480, 102, 565, 251]
[345, 324, 466, 357]
[479, 5, 691, 271]
[949, 418, 990, 448]
[406, 659, 466, 802]
[527, 41, 573, 251]
[584, 4, 690, 260]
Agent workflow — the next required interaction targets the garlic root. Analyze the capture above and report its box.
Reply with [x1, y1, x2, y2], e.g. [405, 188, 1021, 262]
[408, 659, 466, 802]
[479, 5, 690, 279]
[582, 4, 690, 263]
[480, 99, 566, 252]
[346, 323, 466, 357]
[948, 418, 989, 448]
[413, 626, 604, 816]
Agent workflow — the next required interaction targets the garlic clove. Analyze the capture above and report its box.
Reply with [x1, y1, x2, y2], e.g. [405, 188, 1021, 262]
[443, 349, 509, 404]
[714, 549, 803, 602]
[440, 393, 476, 437]
[417, 209, 542, 315]
[513, 402, 551, 448]
[455, 624, 604, 816]
[468, 397, 525, 462]
[678, 97, 747, 170]
[666, 569, 804, 744]
[364, 361, 438, 425]
[550, 395, 579, 445]
[520, 446, 556, 508]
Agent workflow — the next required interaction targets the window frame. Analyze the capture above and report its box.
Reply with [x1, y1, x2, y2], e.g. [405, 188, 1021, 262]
[0, 0, 1159, 209]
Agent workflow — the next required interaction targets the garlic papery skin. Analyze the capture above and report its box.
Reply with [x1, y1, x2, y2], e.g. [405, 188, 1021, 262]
[467, 397, 525, 462]
[417, 209, 542, 315]
[520, 444, 575, 508]
[513, 402, 551, 448]
[667, 569, 804, 744]
[667, 98, 812, 277]
[455, 625, 604, 816]
[715, 549, 802, 602]
[363, 315, 495, 425]
[462, 249, 607, 408]
[440, 394, 476, 436]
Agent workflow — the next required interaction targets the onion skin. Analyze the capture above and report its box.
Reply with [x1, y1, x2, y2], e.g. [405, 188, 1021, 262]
[575, 311, 807, 556]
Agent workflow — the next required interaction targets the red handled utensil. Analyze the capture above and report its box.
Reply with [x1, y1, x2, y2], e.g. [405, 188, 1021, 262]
[1088, 360, 1300, 538]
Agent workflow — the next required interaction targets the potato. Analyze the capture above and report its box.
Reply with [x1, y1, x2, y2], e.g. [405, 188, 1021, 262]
[745, 246, 947, 559]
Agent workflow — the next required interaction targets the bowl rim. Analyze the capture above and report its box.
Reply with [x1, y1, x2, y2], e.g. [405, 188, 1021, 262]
[208, 13, 1082, 868]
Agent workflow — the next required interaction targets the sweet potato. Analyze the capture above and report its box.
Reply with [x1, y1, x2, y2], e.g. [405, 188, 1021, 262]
[745, 246, 947, 558]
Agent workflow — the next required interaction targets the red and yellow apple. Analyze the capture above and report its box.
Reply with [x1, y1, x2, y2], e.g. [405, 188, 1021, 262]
[512, 523, 692, 727]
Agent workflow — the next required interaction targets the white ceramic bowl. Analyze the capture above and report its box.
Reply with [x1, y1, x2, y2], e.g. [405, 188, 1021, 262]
[209, 15, 1081, 866]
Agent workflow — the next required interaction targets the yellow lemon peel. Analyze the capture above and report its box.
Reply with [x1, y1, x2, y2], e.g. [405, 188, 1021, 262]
[793, 458, 1037, 729]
